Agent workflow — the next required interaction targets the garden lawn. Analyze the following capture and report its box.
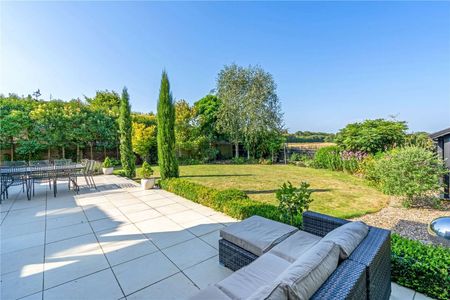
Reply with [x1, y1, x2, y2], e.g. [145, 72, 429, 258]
[122, 164, 389, 219]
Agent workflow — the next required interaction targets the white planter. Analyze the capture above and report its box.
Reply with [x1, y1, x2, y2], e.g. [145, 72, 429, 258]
[102, 167, 114, 175]
[141, 178, 155, 190]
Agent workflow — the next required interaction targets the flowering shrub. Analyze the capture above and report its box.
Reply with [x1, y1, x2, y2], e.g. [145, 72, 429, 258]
[340, 150, 367, 174]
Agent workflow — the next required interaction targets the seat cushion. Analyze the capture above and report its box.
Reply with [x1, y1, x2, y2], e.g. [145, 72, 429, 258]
[321, 221, 369, 259]
[269, 230, 321, 262]
[220, 215, 298, 256]
[274, 240, 340, 300]
[217, 253, 290, 299]
[189, 286, 231, 300]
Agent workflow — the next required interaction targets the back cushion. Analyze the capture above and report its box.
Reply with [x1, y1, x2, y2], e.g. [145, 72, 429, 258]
[321, 221, 369, 260]
[269, 240, 340, 300]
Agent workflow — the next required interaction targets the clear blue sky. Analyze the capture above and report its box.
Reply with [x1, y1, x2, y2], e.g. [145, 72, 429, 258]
[1, 1, 449, 133]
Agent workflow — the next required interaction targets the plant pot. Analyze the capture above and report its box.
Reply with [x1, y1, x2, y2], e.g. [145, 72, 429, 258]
[141, 178, 155, 190]
[102, 167, 114, 175]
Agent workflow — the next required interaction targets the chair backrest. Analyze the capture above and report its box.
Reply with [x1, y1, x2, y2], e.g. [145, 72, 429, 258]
[1, 160, 27, 167]
[54, 159, 72, 166]
[29, 160, 50, 166]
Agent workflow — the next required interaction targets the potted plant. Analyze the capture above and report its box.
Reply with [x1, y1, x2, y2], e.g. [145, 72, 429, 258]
[141, 161, 155, 190]
[102, 156, 114, 175]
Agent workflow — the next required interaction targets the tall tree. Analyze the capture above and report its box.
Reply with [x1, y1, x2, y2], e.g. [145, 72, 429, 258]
[118, 87, 135, 178]
[157, 71, 179, 179]
[216, 64, 283, 158]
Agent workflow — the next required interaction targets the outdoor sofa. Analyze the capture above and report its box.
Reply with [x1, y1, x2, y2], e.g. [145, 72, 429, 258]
[190, 211, 391, 300]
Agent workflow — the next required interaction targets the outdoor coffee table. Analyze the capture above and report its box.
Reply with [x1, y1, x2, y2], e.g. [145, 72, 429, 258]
[219, 215, 298, 271]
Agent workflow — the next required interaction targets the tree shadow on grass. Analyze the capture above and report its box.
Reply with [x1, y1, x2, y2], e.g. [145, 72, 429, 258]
[244, 188, 332, 195]
[180, 174, 253, 178]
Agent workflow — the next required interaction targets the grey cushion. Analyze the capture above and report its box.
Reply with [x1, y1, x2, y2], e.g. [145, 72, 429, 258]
[269, 230, 321, 262]
[321, 221, 369, 259]
[217, 253, 290, 300]
[189, 286, 230, 300]
[274, 240, 340, 300]
[220, 215, 298, 256]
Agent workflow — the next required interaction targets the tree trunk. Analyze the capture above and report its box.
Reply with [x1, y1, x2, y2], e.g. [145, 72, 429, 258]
[76, 145, 80, 162]
[62, 146, 65, 159]
[90, 143, 93, 160]
[235, 142, 239, 158]
[10, 139, 14, 161]
[48, 147, 51, 160]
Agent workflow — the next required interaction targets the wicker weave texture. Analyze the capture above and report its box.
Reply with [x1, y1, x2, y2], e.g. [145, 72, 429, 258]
[218, 239, 258, 271]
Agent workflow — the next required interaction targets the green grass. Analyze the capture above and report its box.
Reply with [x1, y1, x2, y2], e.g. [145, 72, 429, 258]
[114, 164, 389, 219]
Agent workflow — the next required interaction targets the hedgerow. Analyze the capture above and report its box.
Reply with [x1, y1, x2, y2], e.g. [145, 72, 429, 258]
[391, 234, 450, 300]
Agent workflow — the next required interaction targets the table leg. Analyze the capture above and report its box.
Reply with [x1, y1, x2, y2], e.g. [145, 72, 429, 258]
[53, 177, 57, 197]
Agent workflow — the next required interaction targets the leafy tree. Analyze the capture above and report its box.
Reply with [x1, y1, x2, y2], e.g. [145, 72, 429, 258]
[194, 94, 222, 140]
[157, 71, 179, 179]
[118, 87, 135, 178]
[85, 90, 121, 118]
[335, 119, 408, 154]
[132, 121, 156, 162]
[216, 64, 283, 158]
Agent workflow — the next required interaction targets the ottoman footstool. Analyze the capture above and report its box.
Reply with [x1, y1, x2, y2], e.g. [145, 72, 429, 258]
[219, 215, 298, 270]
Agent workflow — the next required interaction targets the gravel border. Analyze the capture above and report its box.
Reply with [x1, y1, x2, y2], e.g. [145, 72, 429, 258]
[351, 198, 450, 247]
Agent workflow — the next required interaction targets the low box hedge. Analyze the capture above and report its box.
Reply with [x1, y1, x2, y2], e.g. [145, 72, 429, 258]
[159, 178, 282, 222]
[391, 234, 450, 300]
[159, 178, 449, 299]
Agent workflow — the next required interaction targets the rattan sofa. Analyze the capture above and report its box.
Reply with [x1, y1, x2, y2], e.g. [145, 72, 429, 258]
[216, 211, 391, 300]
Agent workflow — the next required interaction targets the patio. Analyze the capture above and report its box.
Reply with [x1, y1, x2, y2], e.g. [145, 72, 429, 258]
[1, 175, 429, 299]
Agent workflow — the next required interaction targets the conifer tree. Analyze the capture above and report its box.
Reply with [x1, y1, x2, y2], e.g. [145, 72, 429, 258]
[157, 71, 179, 179]
[119, 87, 135, 178]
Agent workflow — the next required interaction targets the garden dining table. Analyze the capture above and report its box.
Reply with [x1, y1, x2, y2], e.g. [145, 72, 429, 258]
[0, 164, 84, 200]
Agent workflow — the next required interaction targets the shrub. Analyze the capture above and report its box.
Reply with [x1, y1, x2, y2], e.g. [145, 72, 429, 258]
[340, 150, 367, 174]
[391, 234, 450, 300]
[139, 161, 154, 179]
[159, 178, 283, 223]
[365, 147, 448, 207]
[276, 181, 313, 227]
[335, 119, 407, 154]
[258, 158, 273, 165]
[289, 152, 302, 162]
[231, 157, 247, 164]
[103, 156, 113, 168]
[313, 146, 343, 171]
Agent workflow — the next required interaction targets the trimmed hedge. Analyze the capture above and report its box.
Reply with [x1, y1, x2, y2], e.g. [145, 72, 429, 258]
[159, 178, 450, 299]
[159, 178, 282, 222]
[391, 234, 450, 300]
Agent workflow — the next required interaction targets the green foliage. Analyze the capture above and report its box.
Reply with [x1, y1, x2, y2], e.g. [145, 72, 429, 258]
[335, 119, 408, 154]
[405, 132, 434, 151]
[118, 87, 136, 178]
[290, 153, 302, 162]
[231, 157, 247, 164]
[139, 161, 154, 179]
[85, 90, 121, 118]
[194, 94, 222, 141]
[159, 178, 283, 222]
[132, 116, 157, 163]
[103, 156, 112, 168]
[216, 64, 283, 158]
[365, 147, 448, 207]
[286, 131, 335, 143]
[313, 146, 343, 171]
[157, 71, 179, 179]
[276, 181, 313, 226]
[391, 234, 450, 300]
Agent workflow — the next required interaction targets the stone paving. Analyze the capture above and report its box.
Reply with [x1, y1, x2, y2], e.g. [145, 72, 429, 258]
[0, 175, 432, 299]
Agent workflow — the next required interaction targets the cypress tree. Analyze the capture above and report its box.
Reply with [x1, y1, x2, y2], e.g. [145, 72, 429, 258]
[119, 87, 135, 178]
[157, 71, 179, 179]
